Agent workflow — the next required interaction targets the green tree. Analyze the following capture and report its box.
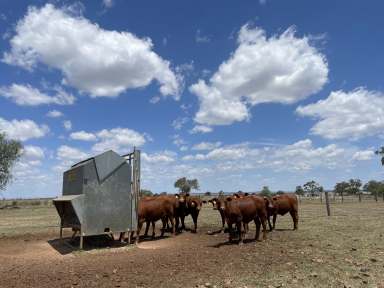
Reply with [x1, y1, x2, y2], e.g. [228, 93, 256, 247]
[259, 186, 272, 197]
[140, 189, 153, 197]
[334, 181, 349, 203]
[303, 180, 323, 197]
[295, 186, 304, 196]
[174, 177, 199, 193]
[0, 133, 22, 197]
[363, 180, 384, 202]
[375, 147, 384, 166]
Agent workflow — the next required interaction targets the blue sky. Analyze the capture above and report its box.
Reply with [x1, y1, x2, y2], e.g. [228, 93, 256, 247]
[1, 0, 384, 198]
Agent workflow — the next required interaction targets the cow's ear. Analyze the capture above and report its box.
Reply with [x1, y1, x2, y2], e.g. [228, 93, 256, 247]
[244, 193, 249, 196]
[175, 194, 180, 198]
[185, 193, 190, 197]
[233, 193, 240, 198]
[272, 196, 277, 201]
[226, 197, 232, 202]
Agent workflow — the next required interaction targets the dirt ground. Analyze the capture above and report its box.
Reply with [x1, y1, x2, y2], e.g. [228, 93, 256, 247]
[0, 201, 384, 288]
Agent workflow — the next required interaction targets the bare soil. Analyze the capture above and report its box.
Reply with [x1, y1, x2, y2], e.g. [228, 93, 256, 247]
[0, 201, 384, 288]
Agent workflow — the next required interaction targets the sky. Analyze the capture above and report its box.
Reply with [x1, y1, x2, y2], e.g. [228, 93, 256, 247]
[1, 0, 384, 198]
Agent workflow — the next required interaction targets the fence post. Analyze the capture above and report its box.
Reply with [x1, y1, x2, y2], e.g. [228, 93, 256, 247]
[358, 193, 362, 202]
[325, 192, 331, 216]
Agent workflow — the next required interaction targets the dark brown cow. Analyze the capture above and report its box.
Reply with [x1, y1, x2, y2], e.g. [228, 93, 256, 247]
[217, 195, 268, 244]
[179, 195, 203, 233]
[136, 194, 182, 243]
[266, 193, 299, 230]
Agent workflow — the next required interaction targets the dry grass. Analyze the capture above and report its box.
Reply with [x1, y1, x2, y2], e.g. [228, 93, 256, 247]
[0, 200, 384, 287]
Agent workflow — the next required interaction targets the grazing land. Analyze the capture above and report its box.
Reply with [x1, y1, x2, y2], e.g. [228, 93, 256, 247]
[0, 200, 384, 287]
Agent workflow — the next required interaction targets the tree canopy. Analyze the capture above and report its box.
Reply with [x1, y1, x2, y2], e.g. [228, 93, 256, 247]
[375, 147, 384, 166]
[259, 186, 272, 197]
[295, 185, 304, 196]
[0, 133, 22, 192]
[174, 177, 199, 193]
[303, 180, 323, 196]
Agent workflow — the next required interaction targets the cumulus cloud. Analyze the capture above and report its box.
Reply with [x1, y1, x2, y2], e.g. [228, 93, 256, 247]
[189, 125, 213, 134]
[189, 24, 328, 126]
[70, 131, 97, 141]
[142, 151, 176, 163]
[57, 145, 88, 161]
[92, 128, 147, 153]
[296, 88, 384, 140]
[192, 141, 222, 151]
[4, 4, 181, 99]
[195, 29, 211, 43]
[102, 0, 114, 8]
[0, 84, 75, 106]
[0, 117, 49, 141]
[352, 150, 374, 161]
[46, 110, 63, 118]
[63, 120, 72, 131]
[172, 117, 188, 130]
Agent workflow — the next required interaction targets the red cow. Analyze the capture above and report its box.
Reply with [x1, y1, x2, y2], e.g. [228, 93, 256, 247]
[266, 193, 299, 230]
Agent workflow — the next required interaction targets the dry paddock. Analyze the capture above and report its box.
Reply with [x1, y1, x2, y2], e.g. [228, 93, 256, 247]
[0, 201, 384, 288]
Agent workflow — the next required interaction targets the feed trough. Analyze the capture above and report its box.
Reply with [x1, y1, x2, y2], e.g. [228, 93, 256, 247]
[53, 149, 140, 249]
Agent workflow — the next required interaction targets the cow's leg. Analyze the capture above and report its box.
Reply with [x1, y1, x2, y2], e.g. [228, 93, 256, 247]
[118, 232, 125, 242]
[136, 220, 144, 244]
[170, 216, 176, 236]
[175, 216, 180, 232]
[161, 218, 166, 237]
[272, 214, 277, 230]
[290, 210, 299, 230]
[144, 220, 150, 237]
[228, 223, 233, 242]
[267, 215, 273, 231]
[180, 214, 186, 231]
[151, 221, 156, 238]
[260, 214, 267, 241]
[220, 211, 225, 233]
[237, 221, 243, 244]
[191, 211, 199, 233]
[255, 217, 261, 241]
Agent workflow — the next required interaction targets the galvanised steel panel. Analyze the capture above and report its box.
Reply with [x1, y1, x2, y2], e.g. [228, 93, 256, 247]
[94, 151, 126, 183]
[55, 150, 137, 237]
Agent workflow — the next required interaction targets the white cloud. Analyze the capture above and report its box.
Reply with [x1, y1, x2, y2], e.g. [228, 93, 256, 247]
[57, 145, 88, 161]
[195, 29, 211, 43]
[63, 120, 72, 131]
[296, 88, 384, 140]
[102, 0, 114, 8]
[352, 150, 374, 161]
[22, 145, 45, 160]
[70, 131, 97, 141]
[172, 134, 186, 147]
[180, 145, 188, 151]
[0, 84, 75, 106]
[172, 117, 188, 130]
[4, 4, 181, 99]
[46, 110, 63, 118]
[142, 151, 176, 163]
[192, 141, 222, 151]
[259, 0, 267, 5]
[0, 118, 49, 141]
[189, 24, 328, 126]
[189, 125, 213, 134]
[92, 128, 147, 153]
[149, 96, 161, 104]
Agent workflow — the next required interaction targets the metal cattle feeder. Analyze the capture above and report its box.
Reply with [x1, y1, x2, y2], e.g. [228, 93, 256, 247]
[53, 149, 140, 249]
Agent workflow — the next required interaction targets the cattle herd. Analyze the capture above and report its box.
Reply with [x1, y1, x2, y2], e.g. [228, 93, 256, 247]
[131, 192, 299, 245]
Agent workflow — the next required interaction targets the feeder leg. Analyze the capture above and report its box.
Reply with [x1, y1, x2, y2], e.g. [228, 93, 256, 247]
[80, 233, 84, 250]
[59, 226, 63, 242]
[127, 230, 131, 244]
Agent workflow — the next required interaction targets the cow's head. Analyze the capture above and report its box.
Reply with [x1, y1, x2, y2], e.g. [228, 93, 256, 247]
[189, 199, 202, 211]
[265, 196, 278, 212]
